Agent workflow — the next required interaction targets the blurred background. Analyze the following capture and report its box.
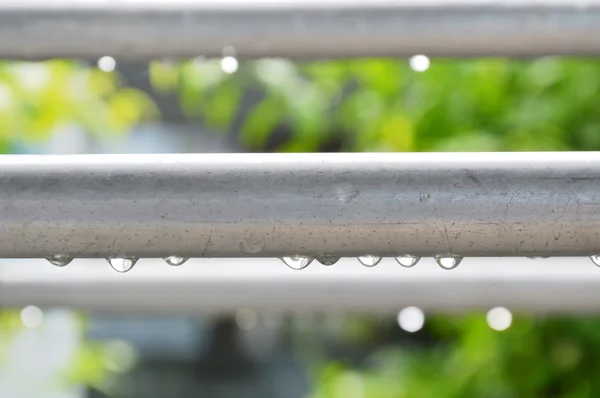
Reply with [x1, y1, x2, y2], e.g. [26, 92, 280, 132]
[3, 50, 600, 398]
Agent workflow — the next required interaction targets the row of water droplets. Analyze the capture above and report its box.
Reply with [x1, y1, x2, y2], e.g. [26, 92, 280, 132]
[280, 254, 462, 270]
[47, 254, 188, 273]
[46, 254, 600, 273]
[283, 255, 600, 270]
[45, 253, 458, 273]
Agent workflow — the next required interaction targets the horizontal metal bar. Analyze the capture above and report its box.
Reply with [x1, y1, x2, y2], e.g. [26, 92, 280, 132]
[0, 152, 598, 258]
[3, 257, 600, 314]
[3, 1, 600, 59]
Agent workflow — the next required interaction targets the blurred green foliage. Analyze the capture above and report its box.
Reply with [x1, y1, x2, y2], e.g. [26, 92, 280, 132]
[309, 315, 600, 398]
[0, 310, 136, 394]
[159, 56, 600, 153]
[0, 59, 152, 393]
[4, 55, 600, 396]
[0, 59, 157, 152]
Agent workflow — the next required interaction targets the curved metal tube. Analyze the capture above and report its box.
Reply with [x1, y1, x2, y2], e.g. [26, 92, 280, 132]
[3, 1, 600, 59]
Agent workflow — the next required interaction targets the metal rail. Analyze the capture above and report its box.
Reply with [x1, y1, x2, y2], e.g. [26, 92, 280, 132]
[3, 257, 600, 314]
[0, 152, 598, 258]
[3, 1, 600, 59]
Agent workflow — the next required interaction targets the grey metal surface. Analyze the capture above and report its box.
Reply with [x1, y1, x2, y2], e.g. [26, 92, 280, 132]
[3, 257, 600, 313]
[3, 0, 600, 59]
[0, 152, 599, 258]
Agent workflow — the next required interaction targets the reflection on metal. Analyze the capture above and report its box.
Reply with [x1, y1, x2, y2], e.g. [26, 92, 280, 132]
[0, 152, 598, 258]
[3, 1, 600, 59]
[3, 257, 600, 314]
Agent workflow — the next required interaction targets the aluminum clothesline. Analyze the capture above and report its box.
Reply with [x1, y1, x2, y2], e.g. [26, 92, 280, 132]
[3, 0, 600, 59]
[0, 152, 597, 259]
[4, 257, 600, 314]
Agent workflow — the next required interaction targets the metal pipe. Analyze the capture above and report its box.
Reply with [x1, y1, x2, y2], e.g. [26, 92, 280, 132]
[0, 152, 598, 258]
[3, 257, 600, 314]
[3, 1, 600, 59]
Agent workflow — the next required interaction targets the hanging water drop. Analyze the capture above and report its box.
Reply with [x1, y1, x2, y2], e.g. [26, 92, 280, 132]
[527, 256, 549, 260]
[435, 255, 462, 270]
[316, 255, 340, 266]
[281, 255, 313, 270]
[591, 255, 600, 267]
[395, 255, 420, 268]
[46, 254, 72, 267]
[358, 255, 381, 267]
[163, 256, 188, 266]
[107, 257, 138, 273]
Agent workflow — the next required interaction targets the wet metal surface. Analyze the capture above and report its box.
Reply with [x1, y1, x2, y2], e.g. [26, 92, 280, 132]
[2, 1, 600, 59]
[0, 152, 597, 258]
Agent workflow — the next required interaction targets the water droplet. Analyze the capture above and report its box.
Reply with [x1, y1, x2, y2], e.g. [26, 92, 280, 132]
[220, 56, 238, 74]
[527, 256, 549, 260]
[486, 307, 512, 331]
[316, 255, 340, 266]
[20, 306, 43, 328]
[397, 306, 425, 332]
[435, 255, 462, 270]
[46, 254, 72, 267]
[281, 255, 313, 270]
[107, 257, 138, 273]
[358, 255, 381, 267]
[395, 255, 420, 268]
[163, 256, 188, 266]
[591, 255, 600, 267]
[235, 308, 257, 330]
[409, 54, 430, 72]
[97, 56, 116, 72]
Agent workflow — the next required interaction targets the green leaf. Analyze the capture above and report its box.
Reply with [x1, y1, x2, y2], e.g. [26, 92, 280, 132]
[203, 79, 242, 130]
[240, 96, 283, 149]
